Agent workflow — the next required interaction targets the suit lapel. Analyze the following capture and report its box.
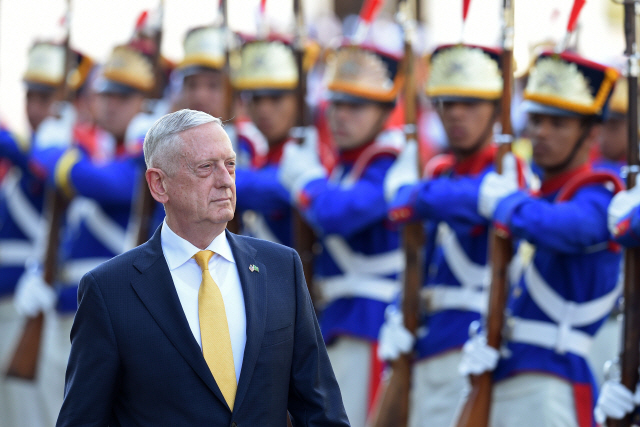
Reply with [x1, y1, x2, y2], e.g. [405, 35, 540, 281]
[130, 227, 230, 410]
[226, 231, 267, 414]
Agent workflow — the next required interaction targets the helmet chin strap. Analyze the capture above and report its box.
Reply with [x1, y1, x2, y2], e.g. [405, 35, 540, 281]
[543, 123, 592, 175]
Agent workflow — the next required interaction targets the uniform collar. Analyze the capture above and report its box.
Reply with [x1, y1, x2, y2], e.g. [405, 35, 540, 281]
[339, 139, 376, 164]
[538, 163, 592, 197]
[453, 143, 497, 176]
[266, 138, 291, 165]
[160, 220, 235, 271]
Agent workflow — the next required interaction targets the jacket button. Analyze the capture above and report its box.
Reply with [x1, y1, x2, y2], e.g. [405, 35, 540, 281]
[231, 423, 237, 427]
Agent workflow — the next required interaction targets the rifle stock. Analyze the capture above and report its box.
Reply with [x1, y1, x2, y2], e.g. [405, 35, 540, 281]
[134, 0, 164, 247]
[6, 189, 68, 379]
[372, 2, 421, 425]
[608, 2, 640, 426]
[291, 0, 317, 294]
[454, 1, 514, 425]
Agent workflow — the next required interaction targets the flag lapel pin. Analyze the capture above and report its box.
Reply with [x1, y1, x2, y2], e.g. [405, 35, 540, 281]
[249, 264, 259, 273]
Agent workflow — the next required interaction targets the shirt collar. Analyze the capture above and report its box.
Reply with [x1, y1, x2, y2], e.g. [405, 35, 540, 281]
[537, 163, 592, 197]
[161, 220, 236, 271]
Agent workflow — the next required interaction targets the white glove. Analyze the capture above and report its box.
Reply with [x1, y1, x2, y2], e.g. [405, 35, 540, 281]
[14, 267, 56, 317]
[594, 380, 640, 424]
[377, 305, 415, 362]
[278, 127, 326, 196]
[478, 153, 519, 220]
[608, 185, 640, 236]
[458, 334, 500, 376]
[34, 102, 76, 150]
[383, 139, 419, 203]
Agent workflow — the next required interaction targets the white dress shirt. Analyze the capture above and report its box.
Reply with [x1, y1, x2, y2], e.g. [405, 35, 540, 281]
[160, 220, 246, 383]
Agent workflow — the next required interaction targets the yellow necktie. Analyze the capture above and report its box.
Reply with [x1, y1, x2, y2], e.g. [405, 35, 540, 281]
[193, 250, 237, 410]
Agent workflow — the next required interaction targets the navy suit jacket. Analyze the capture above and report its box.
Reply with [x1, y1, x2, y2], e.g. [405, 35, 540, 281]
[56, 227, 349, 427]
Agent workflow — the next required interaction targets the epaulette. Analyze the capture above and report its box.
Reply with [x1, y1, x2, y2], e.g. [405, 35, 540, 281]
[424, 153, 455, 179]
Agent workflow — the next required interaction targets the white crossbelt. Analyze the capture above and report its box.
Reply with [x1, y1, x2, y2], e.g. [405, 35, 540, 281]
[421, 285, 488, 315]
[505, 260, 621, 357]
[67, 198, 126, 255]
[2, 169, 45, 242]
[318, 275, 400, 305]
[323, 235, 404, 276]
[0, 240, 33, 266]
[59, 258, 110, 284]
[421, 223, 489, 314]
[241, 210, 281, 244]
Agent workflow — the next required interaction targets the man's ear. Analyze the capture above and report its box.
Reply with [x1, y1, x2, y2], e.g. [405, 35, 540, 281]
[146, 168, 169, 204]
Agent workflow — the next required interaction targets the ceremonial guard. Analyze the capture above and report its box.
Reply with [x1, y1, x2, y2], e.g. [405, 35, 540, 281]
[460, 51, 622, 426]
[17, 44, 155, 425]
[231, 37, 302, 246]
[1, 41, 57, 427]
[382, 44, 515, 427]
[278, 39, 405, 426]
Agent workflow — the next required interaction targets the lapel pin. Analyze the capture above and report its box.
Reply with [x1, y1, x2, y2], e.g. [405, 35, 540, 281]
[249, 264, 259, 273]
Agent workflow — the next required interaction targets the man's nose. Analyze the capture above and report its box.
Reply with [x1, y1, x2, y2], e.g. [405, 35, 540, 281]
[215, 167, 234, 187]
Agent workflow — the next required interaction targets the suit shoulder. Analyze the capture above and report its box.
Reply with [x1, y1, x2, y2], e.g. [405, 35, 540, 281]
[87, 242, 150, 280]
[232, 233, 298, 258]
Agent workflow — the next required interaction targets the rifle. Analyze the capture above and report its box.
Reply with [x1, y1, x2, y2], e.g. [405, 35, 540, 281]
[453, 1, 514, 426]
[291, 0, 317, 295]
[219, 0, 241, 234]
[372, 1, 421, 426]
[608, 2, 640, 426]
[133, 1, 164, 246]
[6, 1, 74, 380]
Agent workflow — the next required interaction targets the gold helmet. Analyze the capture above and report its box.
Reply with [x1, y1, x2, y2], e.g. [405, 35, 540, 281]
[232, 39, 298, 94]
[522, 51, 619, 119]
[177, 26, 227, 76]
[94, 44, 154, 94]
[426, 44, 503, 102]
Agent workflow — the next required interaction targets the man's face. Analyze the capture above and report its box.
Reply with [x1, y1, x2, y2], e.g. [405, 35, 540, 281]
[94, 92, 145, 140]
[599, 116, 627, 162]
[164, 122, 236, 232]
[26, 89, 57, 131]
[246, 92, 297, 145]
[182, 70, 226, 118]
[327, 101, 389, 150]
[437, 100, 495, 154]
[527, 113, 587, 170]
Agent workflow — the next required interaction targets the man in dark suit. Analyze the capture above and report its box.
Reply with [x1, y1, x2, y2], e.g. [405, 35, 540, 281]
[56, 109, 350, 427]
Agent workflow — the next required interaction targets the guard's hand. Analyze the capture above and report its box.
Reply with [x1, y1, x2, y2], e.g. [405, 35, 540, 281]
[458, 334, 499, 376]
[594, 380, 640, 424]
[278, 127, 326, 195]
[34, 102, 77, 150]
[125, 100, 169, 156]
[608, 185, 640, 236]
[478, 153, 518, 220]
[383, 140, 419, 203]
[14, 268, 56, 317]
[377, 305, 415, 362]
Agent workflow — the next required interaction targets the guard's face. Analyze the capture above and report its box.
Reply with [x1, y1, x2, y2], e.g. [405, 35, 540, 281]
[527, 113, 588, 170]
[327, 101, 389, 150]
[182, 70, 226, 118]
[246, 93, 297, 146]
[599, 116, 627, 162]
[26, 89, 57, 131]
[165, 122, 236, 231]
[95, 92, 145, 140]
[437, 100, 495, 154]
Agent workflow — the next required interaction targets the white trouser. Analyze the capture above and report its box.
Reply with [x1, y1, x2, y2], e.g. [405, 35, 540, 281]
[327, 337, 372, 427]
[37, 312, 74, 426]
[586, 315, 621, 387]
[409, 350, 468, 427]
[0, 298, 47, 427]
[490, 373, 578, 427]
